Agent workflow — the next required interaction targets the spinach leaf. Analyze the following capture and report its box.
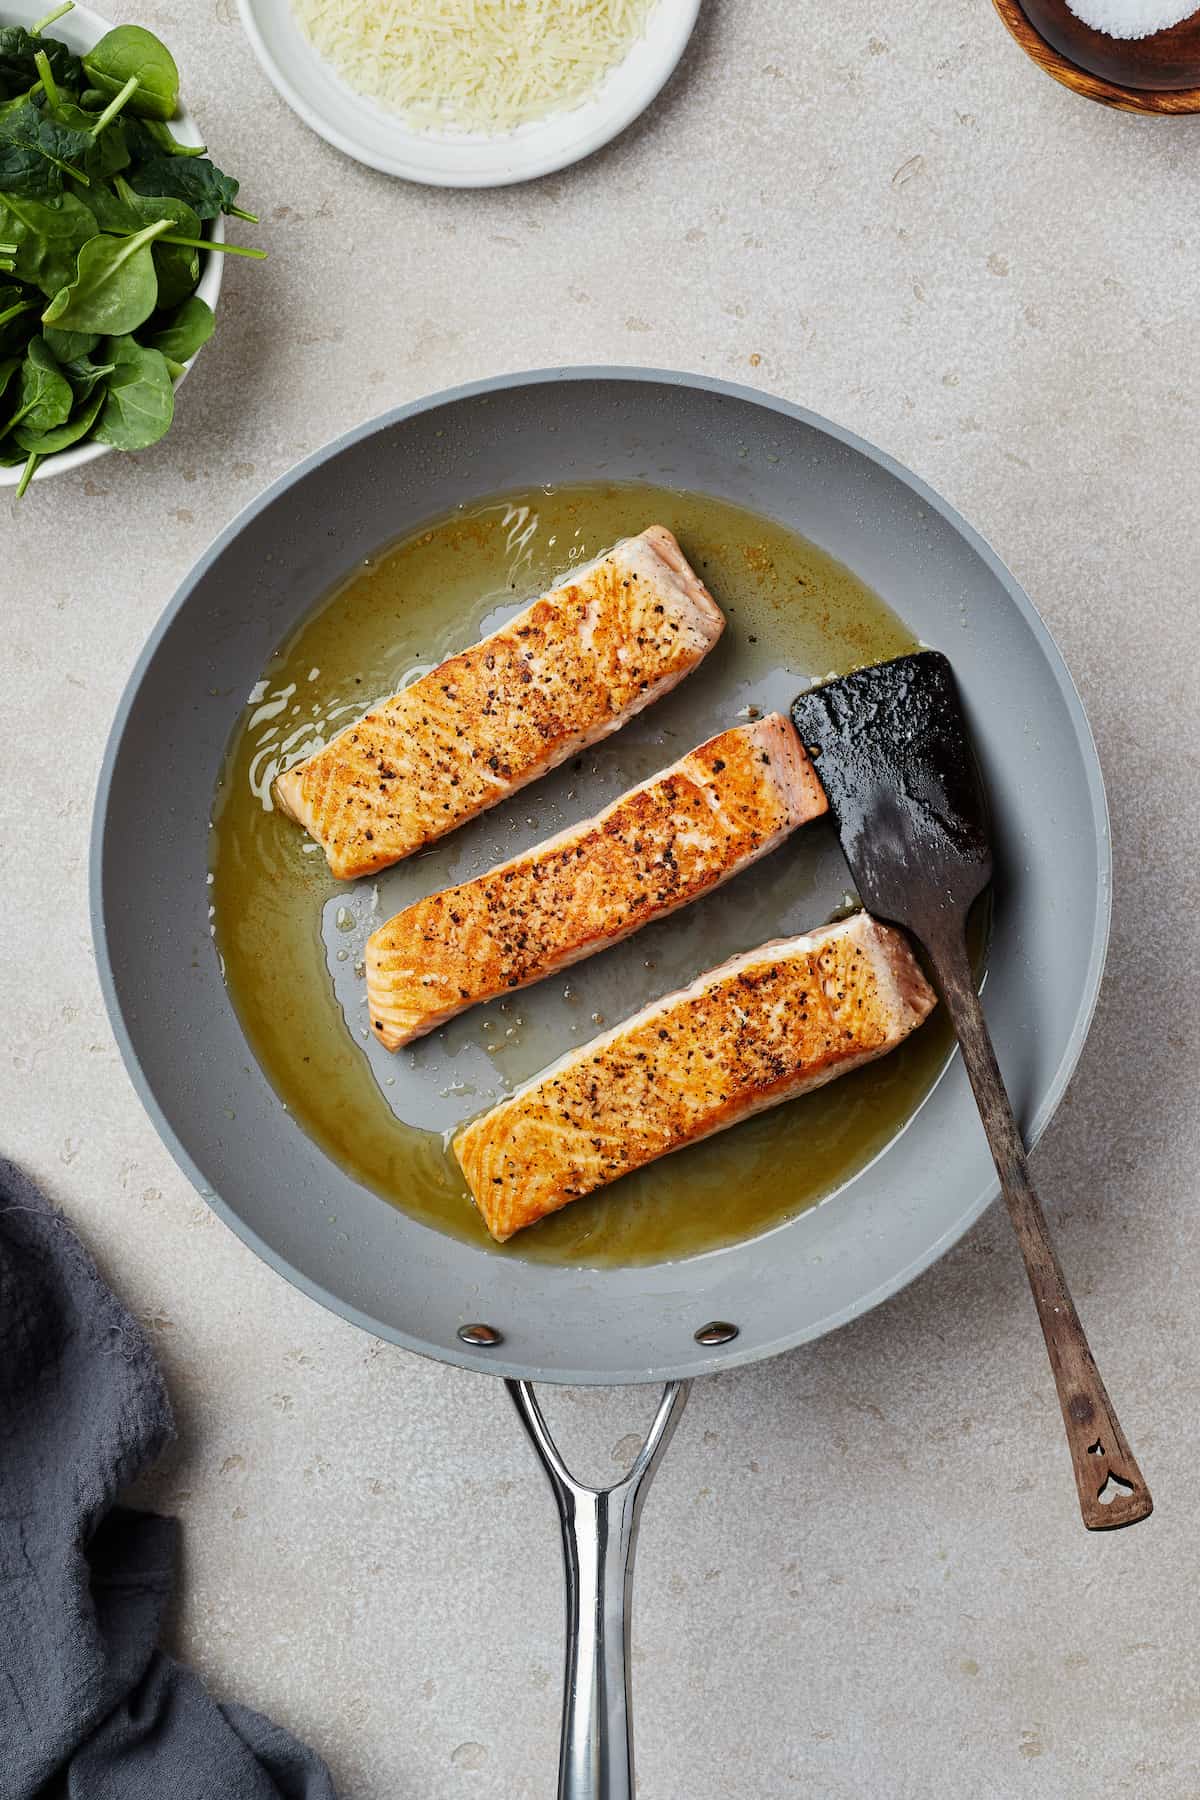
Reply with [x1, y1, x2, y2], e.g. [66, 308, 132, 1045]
[0, 352, 20, 401]
[111, 180, 200, 308]
[42, 216, 169, 334]
[0, 280, 35, 346]
[145, 293, 212, 363]
[83, 26, 178, 123]
[12, 379, 103, 451]
[38, 82, 132, 182]
[0, 28, 81, 101]
[0, 189, 97, 295]
[0, 137, 56, 197]
[82, 122, 131, 185]
[161, 353, 184, 380]
[39, 95, 94, 133]
[152, 233, 196, 308]
[72, 179, 139, 233]
[126, 154, 238, 220]
[43, 323, 98, 358]
[124, 116, 205, 160]
[0, 93, 32, 131]
[0, 99, 92, 197]
[4, 334, 72, 434]
[93, 331, 172, 449]
[58, 349, 115, 400]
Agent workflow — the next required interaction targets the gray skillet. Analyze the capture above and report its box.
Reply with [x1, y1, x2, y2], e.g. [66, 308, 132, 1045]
[91, 369, 1111, 1799]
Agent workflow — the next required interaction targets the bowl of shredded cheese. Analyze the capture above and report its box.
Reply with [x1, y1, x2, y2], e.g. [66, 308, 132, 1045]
[237, 0, 702, 185]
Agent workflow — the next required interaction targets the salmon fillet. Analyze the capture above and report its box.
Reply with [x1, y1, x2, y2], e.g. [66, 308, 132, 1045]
[273, 526, 724, 880]
[365, 714, 827, 1050]
[453, 912, 936, 1241]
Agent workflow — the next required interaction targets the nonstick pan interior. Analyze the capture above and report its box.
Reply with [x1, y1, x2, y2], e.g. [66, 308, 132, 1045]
[91, 370, 1110, 1383]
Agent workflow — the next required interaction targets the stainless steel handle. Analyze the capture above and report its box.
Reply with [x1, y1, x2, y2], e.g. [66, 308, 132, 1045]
[507, 1379, 690, 1800]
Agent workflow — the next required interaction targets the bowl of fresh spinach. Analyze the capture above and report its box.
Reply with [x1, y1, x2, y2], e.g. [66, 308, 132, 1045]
[0, 1, 262, 495]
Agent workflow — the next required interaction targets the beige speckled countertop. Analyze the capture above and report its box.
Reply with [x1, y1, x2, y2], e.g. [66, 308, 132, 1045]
[4, 2, 1199, 1795]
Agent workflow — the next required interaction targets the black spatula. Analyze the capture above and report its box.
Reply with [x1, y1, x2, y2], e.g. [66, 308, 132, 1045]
[792, 651, 1151, 1531]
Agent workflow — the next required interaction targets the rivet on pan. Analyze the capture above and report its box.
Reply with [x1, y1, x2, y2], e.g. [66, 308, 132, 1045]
[458, 1322, 504, 1347]
[694, 1321, 739, 1347]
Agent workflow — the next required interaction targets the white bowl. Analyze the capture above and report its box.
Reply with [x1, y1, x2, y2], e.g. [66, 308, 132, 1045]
[237, 0, 701, 187]
[0, 0, 224, 488]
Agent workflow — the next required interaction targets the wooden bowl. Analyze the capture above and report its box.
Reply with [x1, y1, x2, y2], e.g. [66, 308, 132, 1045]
[992, 0, 1200, 110]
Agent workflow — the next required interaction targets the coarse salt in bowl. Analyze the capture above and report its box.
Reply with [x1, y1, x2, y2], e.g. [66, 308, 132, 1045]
[1065, 0, 1199, 35]
[0, 0, 224, 490]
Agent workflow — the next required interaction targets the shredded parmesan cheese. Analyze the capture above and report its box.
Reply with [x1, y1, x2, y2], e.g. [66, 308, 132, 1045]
[291, 0, 658, 133]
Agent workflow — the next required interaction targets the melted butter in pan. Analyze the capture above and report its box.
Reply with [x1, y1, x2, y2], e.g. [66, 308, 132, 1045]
[210, 483, 961, 1266]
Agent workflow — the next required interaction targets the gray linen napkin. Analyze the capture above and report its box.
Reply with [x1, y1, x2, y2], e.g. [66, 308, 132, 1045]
[0, 1159, 337, 1800]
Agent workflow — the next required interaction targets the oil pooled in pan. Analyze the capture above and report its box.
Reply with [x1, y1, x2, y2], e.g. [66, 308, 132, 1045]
[209, 482, 964, 1265]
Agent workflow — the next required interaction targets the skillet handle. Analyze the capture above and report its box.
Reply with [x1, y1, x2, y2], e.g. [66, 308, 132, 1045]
[507, 1379, 689, 1800]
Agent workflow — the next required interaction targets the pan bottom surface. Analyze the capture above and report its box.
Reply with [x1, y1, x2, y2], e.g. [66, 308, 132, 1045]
[210, 479, 964, 1266]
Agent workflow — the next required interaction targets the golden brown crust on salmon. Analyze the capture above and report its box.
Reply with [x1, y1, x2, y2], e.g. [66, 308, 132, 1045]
[453, 913, 936, 1241]
[273, 527, 724, 880]
[365, 714, 827, 1049]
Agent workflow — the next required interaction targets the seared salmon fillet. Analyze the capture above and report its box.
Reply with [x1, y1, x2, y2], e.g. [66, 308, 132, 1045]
[365, 714, 826, 1050]
[454, 912, 936, 1241]
[274, 526, 724, 880]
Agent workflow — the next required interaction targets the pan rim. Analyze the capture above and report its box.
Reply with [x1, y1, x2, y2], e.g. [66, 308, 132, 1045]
[89, 366, 1111, 1383]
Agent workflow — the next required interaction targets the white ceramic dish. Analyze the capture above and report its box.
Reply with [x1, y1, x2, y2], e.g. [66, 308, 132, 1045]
[0, 0, 224, 489]
[236, 0, 701, 187]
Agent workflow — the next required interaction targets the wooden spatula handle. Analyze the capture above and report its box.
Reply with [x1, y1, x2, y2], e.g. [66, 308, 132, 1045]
[929, 928, 1152, 1530]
